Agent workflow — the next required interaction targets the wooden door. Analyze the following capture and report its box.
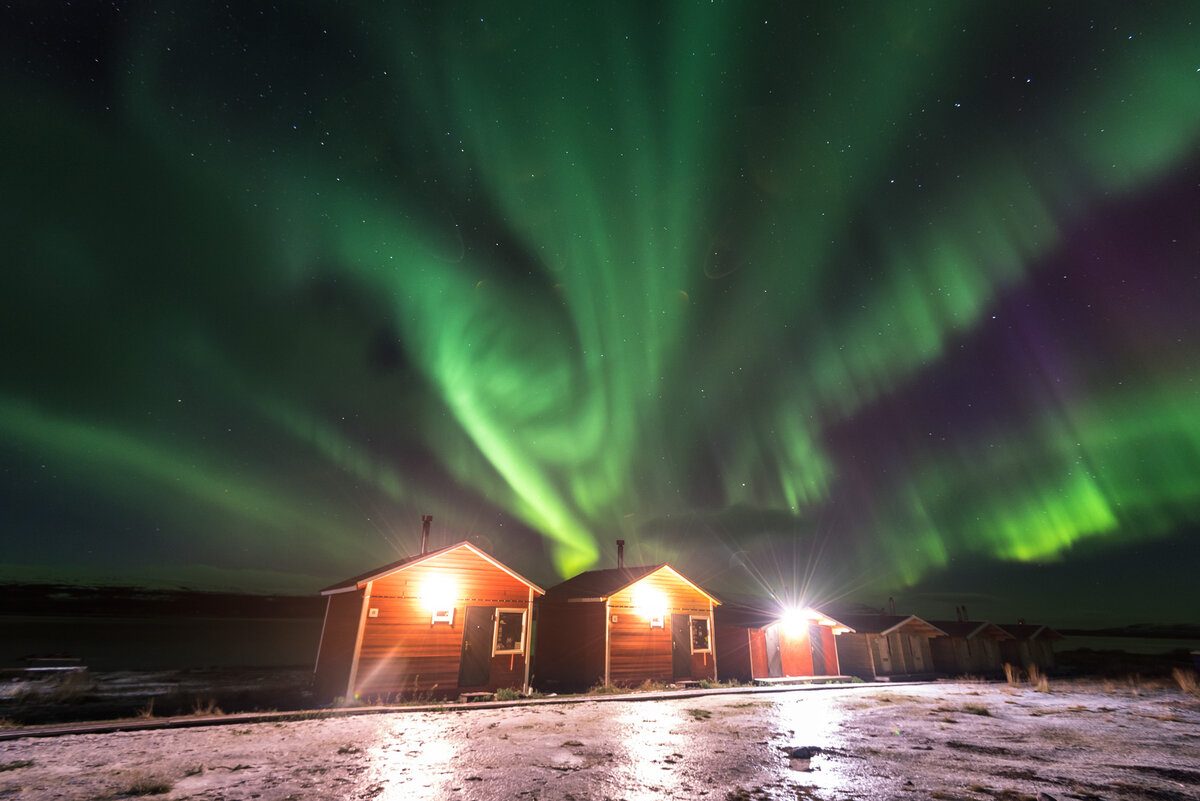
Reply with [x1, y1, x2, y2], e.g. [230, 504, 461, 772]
[458, 606, 493, 687]
[808, 624, 826, 675]
[765, 625, 782, 678]
[671, 614, 692, 679]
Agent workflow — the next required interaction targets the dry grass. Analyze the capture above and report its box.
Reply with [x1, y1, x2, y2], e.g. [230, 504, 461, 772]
[1172, 667, 1199, 696]
[1003, 663, 1022, 686]
[97, 773, 174, 798]
[1027, 664, 1050, 693]
[191, 697, 223, 716]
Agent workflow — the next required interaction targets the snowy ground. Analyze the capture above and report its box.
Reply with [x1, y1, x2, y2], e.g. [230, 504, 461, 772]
[2, 680, 1198, 800]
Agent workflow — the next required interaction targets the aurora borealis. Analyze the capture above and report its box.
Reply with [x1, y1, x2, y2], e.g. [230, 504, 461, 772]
[2, 3, 1198, 626]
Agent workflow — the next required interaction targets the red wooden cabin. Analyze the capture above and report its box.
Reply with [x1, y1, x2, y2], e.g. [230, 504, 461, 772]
[313, 538, 544, 702]
[534, 562, 720, 691]
[714, 598, 852, 682]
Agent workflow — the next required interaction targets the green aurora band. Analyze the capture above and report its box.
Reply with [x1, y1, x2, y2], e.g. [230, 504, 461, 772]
[1, 3, 1198, 608]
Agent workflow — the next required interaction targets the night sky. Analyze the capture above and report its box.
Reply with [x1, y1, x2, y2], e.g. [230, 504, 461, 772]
[3, 3, 1198, 628]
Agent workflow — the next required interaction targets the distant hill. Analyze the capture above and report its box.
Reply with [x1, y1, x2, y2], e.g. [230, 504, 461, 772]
[1059, 623, 1200, 640]
[0, 583, 325, 619]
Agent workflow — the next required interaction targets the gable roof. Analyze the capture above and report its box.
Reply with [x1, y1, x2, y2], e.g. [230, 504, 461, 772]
[541, 564, 721, 605]
[835, 613, 947, 639]
[997, 623, 1065, 642]
[926, 621, 1015, 640]
[320, 541, 545, 596]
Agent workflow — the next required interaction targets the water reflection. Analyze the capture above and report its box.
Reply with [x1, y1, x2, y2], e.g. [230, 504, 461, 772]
[771, 691, 850, 794]
[611, 701, 685, 799]
[362, 713, 459, 800]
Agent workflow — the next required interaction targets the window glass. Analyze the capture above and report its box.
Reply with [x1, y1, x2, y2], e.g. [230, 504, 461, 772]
[494, 610, 525, 654]
[691, 617, 711, 652]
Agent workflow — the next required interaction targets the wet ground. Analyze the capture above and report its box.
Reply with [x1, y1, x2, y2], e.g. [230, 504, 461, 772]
[2, 681, 1198, 800]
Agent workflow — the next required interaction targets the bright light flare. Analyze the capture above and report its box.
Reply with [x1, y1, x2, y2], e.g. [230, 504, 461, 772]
[418, 576, 457, 613]
[632, 586, 667, 619]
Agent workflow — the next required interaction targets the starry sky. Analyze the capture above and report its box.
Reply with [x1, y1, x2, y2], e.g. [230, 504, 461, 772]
[2, 3, 1198, 628]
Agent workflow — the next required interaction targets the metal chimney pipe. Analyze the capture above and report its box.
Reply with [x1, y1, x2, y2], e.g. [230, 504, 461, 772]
[888, 596, 895, 615]
[421, 515, 432, 554]
[962, 605, 968, 622]
[616, 539, 625, 570]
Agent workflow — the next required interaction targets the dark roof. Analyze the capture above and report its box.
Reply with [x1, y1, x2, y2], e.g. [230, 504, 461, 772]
[997, 624, 1065, 641]
[541, 565, 666, 601]
[541, 564, 720, 604]
[713, 600, 780, 629]
[926, 621, 1015, 640]
[835, 613, 947, 638]
[320, 541, 544, 595]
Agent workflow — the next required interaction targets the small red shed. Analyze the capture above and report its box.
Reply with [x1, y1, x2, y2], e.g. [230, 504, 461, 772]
[534, 563, 720, 691]
[313, 538, 544, 702]
[713, 598, 852, 683]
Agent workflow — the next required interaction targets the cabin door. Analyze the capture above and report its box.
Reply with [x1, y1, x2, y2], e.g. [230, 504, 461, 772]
[458, 606, 493, 687]
[765, 626, 782, 678]
[808, 624, 826, 675]
[671, 614, 692, 679]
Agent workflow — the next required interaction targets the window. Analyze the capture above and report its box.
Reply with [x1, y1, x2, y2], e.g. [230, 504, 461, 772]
[493, 609, 526, 655]
[431, 607, 454, 625]
[649, 613, 665, 629]
[690, 616, 711, 653]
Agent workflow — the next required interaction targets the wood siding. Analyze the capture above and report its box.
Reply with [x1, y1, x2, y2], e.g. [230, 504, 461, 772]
[821, 627, 840, 674]
[834, 634, 877, 681]
[535, 566, 716, 690]
[313, 590, 365, 700]
[777, 626, 814, 677]
[607, 570, 715, 685]
[349, 547, 535, 699]
[533, 600, 607, 691]
[713, 624, 754, 683]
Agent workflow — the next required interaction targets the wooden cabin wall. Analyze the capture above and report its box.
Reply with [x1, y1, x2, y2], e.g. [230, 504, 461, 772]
[834, 634, 877, 681]
[608, 572, 714, 683]
[778, 626, 815, 677]
[352, 548, 534, 699]
[1000, 639, 1033, 669]
[749, 629, 768, 679]
[821, 627, 839, 674]
[533, 601, 606, 691]
[313, 590, 365, 700]
[929, 637, 964, 674]
[713, 624, 753, 683]
[608, 607, 673, 685]
[970, 638, 1003, 673]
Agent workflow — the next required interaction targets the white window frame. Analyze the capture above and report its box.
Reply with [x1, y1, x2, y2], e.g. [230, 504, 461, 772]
[431, 607, 454, 625]
[492, 608, 527, 656]
[689, 615, 712, 654]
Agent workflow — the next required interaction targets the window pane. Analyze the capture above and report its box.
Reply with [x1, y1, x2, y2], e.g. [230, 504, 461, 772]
[495, 611, 524, 652]
[691, 618, 710, 651]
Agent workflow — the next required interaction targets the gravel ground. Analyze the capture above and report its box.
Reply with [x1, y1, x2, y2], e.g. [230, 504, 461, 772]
[1, 680, 1198, 800]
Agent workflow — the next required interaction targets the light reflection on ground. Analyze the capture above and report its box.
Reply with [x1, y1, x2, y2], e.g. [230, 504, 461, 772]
[363, 713, 459, 800]
[769, 690, 853, 795]
[611, 700, 685, 799]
